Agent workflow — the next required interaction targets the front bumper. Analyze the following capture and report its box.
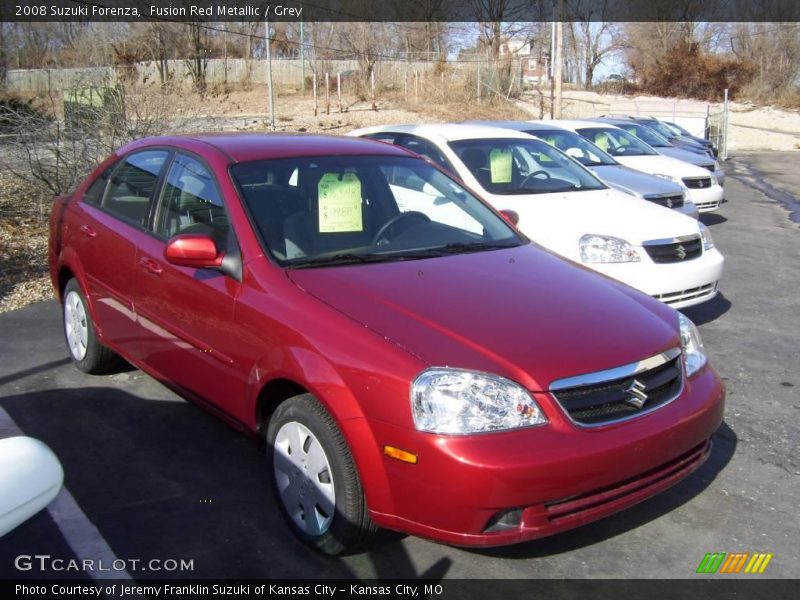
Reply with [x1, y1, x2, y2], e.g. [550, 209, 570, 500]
[686, 184, 724, 212]
[367, 365, 724, 547]
[589, 246, 724, 309]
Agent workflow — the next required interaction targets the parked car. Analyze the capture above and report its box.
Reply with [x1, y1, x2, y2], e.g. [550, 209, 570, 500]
[662, 119, 719, 157]
[468, 120, 699, 219]
[0, 437, 63, 537]
[592, 117, 725, 187]
[50, 133, 724, 554]
[350, 124, 724, 308]
[551, 120, 725, 213]
[630, 115, 718, 158]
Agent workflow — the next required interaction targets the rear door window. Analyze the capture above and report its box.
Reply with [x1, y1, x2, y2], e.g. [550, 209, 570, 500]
[102, 150, 169, 227]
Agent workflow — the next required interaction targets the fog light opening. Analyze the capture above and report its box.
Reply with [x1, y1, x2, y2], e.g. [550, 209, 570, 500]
[483, 508, 523, 533]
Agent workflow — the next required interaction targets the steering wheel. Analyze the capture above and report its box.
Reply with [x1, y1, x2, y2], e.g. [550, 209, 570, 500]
[518, 170, 551, 188]
[372, 211, 431, 245]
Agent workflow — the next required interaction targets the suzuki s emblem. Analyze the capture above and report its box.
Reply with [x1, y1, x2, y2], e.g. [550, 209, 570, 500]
[666, 198, 674, 208]
[624, 379, 648, 409]
[675, 245, 687, 260]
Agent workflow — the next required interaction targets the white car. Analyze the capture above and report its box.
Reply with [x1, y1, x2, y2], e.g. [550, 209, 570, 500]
[0, 437, 63, 537]
[349, 123, 724, 309]
[547, 120, 724, 213]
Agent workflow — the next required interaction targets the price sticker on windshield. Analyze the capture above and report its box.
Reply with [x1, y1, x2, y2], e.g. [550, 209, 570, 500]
[318, 172, 363, 233]
[489, 148, 513, 183]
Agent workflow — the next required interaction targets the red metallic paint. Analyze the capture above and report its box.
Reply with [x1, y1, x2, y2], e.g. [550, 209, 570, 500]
[163, 234, 224, 268]
[50, 133, 725, 547]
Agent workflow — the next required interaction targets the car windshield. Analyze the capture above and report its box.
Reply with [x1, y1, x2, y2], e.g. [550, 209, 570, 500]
[664, 121, 692, 136]
[616, 122, 673, 147]
[230, 155, 523, 268]
[448, 138, 607, 195]
[576, 127, 659, 157]
[525, 129, 618, 167]
[643, 120, 682, 140]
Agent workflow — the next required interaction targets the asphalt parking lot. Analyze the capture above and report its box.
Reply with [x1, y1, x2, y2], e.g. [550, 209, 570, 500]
[0, 152, 798, 581]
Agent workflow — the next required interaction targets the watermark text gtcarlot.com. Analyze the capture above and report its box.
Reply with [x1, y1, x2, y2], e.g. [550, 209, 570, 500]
[14, 554, 194, 573]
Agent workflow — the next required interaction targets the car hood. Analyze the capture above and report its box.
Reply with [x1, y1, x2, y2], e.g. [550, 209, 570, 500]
[657, 146, 715, 168]
[613, 154, 713, 179]
[288, 245, 679, 391]
[481, 188, 700, 255]
[590, 165, 685, 197]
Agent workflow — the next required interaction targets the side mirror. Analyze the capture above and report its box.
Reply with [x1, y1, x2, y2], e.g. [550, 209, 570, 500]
[0, 437, 64, 537]
[499, 209, 520, 226]
[164, 233, 224, 269]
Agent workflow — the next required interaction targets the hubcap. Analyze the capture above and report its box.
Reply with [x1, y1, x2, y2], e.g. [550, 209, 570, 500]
[273, 421, 335, 536]
[64, 291, 88, 361]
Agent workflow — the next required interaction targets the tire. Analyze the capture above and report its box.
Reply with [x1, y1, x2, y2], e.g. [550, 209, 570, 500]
[266, 393, 377, 555]
[62, 278, 119, 374]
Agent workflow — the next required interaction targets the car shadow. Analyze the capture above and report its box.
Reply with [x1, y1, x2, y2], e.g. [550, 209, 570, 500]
[680, 292, 732, 326]
[468, 420, 737, 560]
[700, 213, 728, 226]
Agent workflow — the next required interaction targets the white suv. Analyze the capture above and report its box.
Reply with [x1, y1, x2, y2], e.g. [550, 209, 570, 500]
[349, 123, 724, 309]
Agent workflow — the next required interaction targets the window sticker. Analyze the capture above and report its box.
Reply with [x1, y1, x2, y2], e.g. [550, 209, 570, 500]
[318, 172, 363, 233]
[489, 148, 513, 183]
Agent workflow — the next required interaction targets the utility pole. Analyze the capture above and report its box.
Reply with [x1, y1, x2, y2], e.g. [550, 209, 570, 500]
[299, 19, 305, 93]
[265, 16, 275, 130]
[554, 0, 563, 119]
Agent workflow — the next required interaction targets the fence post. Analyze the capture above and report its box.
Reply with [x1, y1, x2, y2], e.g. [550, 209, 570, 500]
[313, 72, 317, 116]
[371, 69, 376, 111]
[723, 88, 729, 161]
[325, 71, 330, 115]
[337, 72, 342, 112]
[404, 70, 408, 103]
[415, 70, 419, 103]
[477, 64, 481, 102]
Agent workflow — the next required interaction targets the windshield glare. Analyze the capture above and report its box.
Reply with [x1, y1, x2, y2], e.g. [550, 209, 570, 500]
[231, 155, 523, 267]
[576, 127, 658, 157]
[448, 138, 607, 195]
[525, 129, 618, 167]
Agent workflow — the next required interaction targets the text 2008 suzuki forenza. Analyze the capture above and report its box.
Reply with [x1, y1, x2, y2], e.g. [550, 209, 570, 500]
[49, 134, 724, 554]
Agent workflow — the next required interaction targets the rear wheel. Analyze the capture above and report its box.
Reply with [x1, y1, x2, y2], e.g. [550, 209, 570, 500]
[62, 279, 119, 374]
[266, 394, 376, 555]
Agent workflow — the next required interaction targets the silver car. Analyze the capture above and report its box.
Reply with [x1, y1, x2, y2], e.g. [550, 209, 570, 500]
[468, 120, 699, 219]
[593, 118, 725, 187]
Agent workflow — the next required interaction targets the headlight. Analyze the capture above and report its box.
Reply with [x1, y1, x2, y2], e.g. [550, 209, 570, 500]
[679, 313, 707, 377]
[709, 173, 718, 186]
[699, 223, 714, 250]
[579, 234, 640, 263]
[411, 369, 547, 434]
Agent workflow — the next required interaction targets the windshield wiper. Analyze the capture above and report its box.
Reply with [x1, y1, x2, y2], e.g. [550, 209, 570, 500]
[433, 241, 520, 254]
[287, 253, 397, 268]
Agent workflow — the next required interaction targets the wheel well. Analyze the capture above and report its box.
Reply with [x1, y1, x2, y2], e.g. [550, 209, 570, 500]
[256, 378, 309, 435]
[58, 267, 75, 301]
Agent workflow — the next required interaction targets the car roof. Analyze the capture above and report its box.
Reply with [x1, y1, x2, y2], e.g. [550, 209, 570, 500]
[120, 132, 413, 163]
[350, 123, 533, 142]
[467, 120, 572, 134]
[539, 119, 623, 132]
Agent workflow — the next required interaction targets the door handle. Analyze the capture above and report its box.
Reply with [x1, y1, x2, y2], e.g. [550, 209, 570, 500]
[79, 225, 96, 238]
[138, 257, 162, 276]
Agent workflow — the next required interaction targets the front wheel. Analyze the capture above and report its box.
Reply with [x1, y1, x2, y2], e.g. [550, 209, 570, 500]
[266, 394, 376, 555]
[62, 279, 119, 374]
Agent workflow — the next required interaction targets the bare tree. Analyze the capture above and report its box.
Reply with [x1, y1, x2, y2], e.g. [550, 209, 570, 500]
[570, 1, 625, 89]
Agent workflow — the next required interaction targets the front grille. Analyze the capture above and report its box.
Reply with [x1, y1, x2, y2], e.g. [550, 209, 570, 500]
[655, 282, 716, 305]
[694, 199, 720, 211]
[701, 164, 716, 173]
[551, 350, 683, 426]
[644, 193, 684, 209]
[544, 440, 710, 524]
[683, 176, 713, 189]
[644, 235, 702, 263]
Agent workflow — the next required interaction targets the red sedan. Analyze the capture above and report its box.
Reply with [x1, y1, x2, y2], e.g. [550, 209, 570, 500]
[49, 134, 724, 554]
